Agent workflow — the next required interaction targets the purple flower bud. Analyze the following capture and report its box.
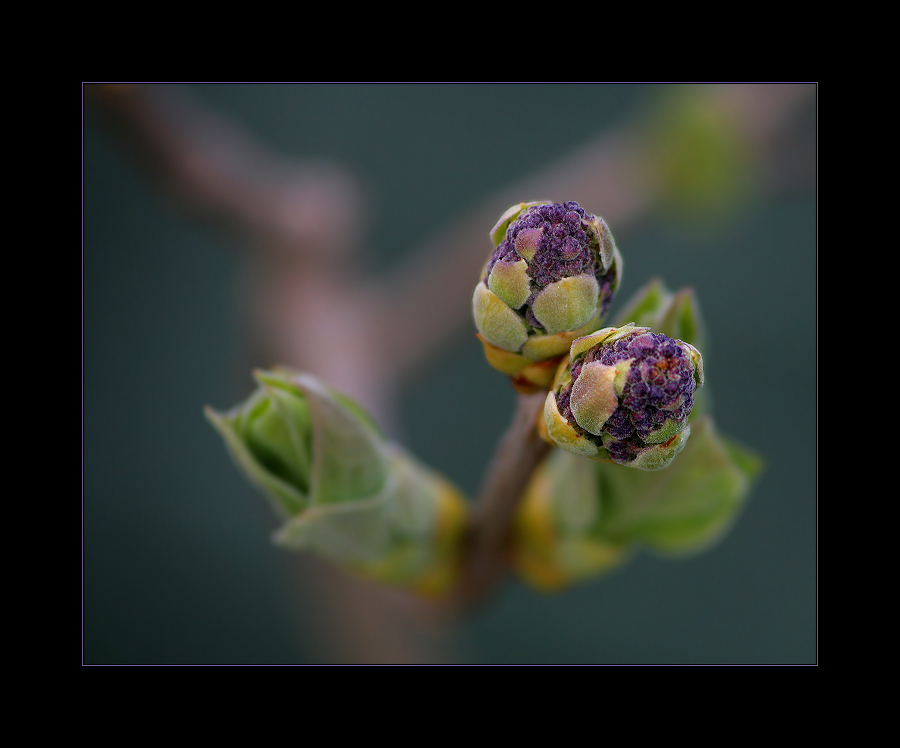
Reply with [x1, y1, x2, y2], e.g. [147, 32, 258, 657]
[473, 201, 623, 391]
[542, 324, 703, 470]
[484, 201, 619, 328]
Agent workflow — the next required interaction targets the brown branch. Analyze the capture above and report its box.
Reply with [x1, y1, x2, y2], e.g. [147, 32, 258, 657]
[444, 390, 553, 612]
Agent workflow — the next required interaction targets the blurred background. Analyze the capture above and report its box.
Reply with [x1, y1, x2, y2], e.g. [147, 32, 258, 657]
[83, 83, 816, 664]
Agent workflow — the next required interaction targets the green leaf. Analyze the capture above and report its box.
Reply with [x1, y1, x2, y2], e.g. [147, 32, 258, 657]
[594, 415, 761, 554]
[207, 370, 469, 594]
[204, 402, 308, 517]
[290, 373, 389, 507]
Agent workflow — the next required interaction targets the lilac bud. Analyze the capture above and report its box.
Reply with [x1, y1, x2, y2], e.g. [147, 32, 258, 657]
[542, 324, 703, 470]
[473, 201, 622, 391]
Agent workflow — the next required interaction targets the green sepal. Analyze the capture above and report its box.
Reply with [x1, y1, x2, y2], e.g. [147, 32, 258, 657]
[587, 215, 621, 274]
[569, 362, 620, 435]
[570, 323, 645, 361]
[543, 390, 601, 458]
[472, 282, 530, 352]
[487, 258, 530, 309]
[531, 274, 600, 335]
[488, 200, 551, 247]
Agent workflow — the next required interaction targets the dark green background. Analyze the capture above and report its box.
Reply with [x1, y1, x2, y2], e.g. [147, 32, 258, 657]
[83, 83, 816, 664]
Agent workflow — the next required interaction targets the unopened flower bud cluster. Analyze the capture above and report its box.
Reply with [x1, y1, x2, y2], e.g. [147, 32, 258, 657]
[484, 201, 618, 333]
[556, 328, 700, 465]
